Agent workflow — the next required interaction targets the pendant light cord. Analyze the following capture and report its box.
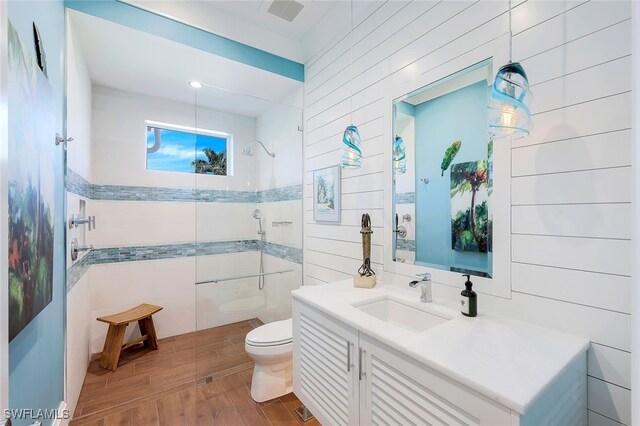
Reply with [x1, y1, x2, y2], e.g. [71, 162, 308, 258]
[349, 0, 354, 126]
[508, 0, 513, 62]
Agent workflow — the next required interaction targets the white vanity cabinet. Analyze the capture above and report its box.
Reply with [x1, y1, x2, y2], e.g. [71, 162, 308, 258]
[358, 333, 511, 425]
[292, 300, 360, 425]
[293, 298, 587, 426]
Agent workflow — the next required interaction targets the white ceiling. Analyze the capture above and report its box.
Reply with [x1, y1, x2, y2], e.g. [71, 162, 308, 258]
[69, 10, 303, 117]
[123, 0, 336, 62]
[203, 0, 335, 39]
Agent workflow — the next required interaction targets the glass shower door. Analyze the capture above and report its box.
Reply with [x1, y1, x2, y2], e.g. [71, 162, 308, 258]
[194, 83, 303, 400]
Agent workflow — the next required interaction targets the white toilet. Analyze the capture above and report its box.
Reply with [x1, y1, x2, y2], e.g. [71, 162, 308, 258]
[245, 318, 293, 402]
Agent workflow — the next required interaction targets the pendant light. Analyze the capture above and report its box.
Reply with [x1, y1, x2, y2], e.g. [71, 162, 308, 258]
[393, 136, 406, 174]
[489, 0, 532, 139]
[341, 0, 362, 169]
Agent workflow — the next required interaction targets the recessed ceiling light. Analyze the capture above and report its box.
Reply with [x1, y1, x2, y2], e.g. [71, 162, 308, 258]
[188, 81, 203, 88]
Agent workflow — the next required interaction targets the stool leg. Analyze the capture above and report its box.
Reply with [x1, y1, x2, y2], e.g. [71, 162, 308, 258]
[100, 324, 127, 371]
[139, 316, 158, 350]
[138, 318, 149, 348]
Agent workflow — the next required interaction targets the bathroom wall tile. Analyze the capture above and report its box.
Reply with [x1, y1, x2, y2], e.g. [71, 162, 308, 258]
[90, 257, 197, 352]
[395, 192, 415, 204]
[261, 199, 303, 248]
[258, 185, 303, 203]
[90, 200, 196, 247]
[67, 238, 302, 294]
[261, 241, 303, 265]
[196, 251, 263, 329]
[66, 250, 94, 292]
[66, 270, 92, 414]
[196, 203, 258, 242]
[67, 168, 92, 199]
[396, 239, 415, 252]
[258, 255, 302, 324]
[68, 167, 303, 205]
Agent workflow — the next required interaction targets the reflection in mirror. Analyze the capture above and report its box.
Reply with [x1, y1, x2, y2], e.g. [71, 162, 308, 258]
[393, 60, 493, 278]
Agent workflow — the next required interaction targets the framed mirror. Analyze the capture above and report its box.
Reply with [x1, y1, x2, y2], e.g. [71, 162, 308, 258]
[384, 37, 512, 299]
[393, 61, 493, 278]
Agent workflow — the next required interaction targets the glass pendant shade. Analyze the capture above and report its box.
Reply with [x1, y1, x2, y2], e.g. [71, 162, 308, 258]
[393, 136, 406, 174]
[342, 125, 362, 169]
[489, 62, 532, 139]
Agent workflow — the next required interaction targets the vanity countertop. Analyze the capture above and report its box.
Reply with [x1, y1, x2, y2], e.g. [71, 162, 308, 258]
[291, 280, 590, 415]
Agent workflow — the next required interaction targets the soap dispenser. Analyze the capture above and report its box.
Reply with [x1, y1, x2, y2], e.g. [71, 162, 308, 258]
[460, 274, 477, 317]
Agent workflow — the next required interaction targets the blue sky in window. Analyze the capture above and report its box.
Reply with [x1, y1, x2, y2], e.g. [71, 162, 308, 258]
[146, 127, 227, 173]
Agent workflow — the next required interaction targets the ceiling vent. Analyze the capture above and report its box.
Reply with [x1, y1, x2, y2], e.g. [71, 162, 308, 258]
[267, 0, 304, 22]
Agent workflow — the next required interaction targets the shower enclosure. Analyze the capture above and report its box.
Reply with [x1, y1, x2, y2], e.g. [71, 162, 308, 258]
[62, 10, 304, 417]
[192, 84, 303, 384]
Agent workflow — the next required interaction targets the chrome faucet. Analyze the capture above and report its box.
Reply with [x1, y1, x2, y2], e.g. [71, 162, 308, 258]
[409, 272, 432, 303]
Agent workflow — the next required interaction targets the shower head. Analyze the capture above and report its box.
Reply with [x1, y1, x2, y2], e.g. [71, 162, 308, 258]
[242, 140, 275, 158]
[253, 209, 263, 220]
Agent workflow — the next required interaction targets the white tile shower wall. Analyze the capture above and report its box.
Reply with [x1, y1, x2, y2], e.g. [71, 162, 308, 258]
[302, 1, 631, 424]
[196, 251, 261, 330]
[255, 88, 303, 191]
[260, 200, 303, 249]
[66, 271, 92, 415]
[83, 85, 304, 354]
[91, 85, 258, 190]
[258, 254, 303, 324]
[90, 257, 196, 353]
[65, 18, 93, 416]
[88, 88, 264, 345]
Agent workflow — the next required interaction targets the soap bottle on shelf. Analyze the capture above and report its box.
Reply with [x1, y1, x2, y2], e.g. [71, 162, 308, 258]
[460, 274, 477, 317]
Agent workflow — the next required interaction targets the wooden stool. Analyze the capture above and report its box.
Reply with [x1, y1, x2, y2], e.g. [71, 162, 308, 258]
[97, 303, 163, 371]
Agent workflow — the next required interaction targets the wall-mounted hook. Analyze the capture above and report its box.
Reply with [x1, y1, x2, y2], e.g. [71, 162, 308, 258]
[420, 178, 430, 185]
[55, 133, 73, 146]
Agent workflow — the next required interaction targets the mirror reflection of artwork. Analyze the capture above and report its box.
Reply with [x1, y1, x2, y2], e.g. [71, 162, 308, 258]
[8, 22, 56, 341]
[392, 60, 493, 278]
[313, 165, 341, 222]
[450, 160, 490, 253]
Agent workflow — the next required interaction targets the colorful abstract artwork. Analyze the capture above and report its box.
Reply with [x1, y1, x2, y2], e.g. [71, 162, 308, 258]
[450, 160, 491, 253]
[8, 22, 56, 341]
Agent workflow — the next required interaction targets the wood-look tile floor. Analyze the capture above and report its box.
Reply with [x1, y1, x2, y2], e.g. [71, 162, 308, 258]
[71, 319, 320, 426]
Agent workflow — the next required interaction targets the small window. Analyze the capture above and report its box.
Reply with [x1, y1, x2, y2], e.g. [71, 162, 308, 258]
[146, 121, 232, 176]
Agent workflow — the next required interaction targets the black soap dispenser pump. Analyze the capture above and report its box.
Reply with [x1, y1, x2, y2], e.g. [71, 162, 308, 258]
[460, 274, 477, 317]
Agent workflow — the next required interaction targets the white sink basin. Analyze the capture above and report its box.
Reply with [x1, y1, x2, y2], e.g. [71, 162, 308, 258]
[354, 297, 448, 332]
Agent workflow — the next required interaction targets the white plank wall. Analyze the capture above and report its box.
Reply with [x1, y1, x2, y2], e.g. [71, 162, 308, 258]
[302, 1, 632, 424]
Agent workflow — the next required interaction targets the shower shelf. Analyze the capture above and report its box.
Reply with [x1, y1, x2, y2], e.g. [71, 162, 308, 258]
[272, 221, 293, 227]
[196, 269, 294, 285]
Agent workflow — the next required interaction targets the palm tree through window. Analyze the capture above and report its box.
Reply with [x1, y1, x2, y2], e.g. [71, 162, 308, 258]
[145, 121, 231, 175]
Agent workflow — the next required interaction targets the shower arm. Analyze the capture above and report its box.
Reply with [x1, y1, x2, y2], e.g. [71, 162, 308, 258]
[255, 140, 275, 157]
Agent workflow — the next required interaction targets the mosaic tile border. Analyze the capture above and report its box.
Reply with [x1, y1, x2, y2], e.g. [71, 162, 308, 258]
[261, 241, 303, 264]
[66, 251, 93, 292]
[397, 239, 416, 252]
[67, 168, 92, 199]
[66, 239, 302, 292]
[395, 192, 415, 204]
[67, 168, 302, 203]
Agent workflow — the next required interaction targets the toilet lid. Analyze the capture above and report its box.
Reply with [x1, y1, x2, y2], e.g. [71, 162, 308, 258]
[246, 318, 293, 347]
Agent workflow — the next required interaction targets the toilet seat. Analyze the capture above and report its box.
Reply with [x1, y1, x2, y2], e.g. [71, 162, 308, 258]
[246, 318, 292, 347]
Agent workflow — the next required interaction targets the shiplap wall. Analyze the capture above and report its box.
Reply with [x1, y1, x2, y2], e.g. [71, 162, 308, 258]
[301, 1, 632, 424]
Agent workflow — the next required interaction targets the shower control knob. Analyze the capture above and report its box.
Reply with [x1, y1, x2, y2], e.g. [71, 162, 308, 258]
[394, 226, 407, 238]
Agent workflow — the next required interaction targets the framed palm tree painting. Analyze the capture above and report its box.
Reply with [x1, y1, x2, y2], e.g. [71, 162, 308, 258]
[313, 165, 341, 222]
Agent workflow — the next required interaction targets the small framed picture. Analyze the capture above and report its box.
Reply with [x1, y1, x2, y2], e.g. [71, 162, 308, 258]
[313, 165, 341, 223]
